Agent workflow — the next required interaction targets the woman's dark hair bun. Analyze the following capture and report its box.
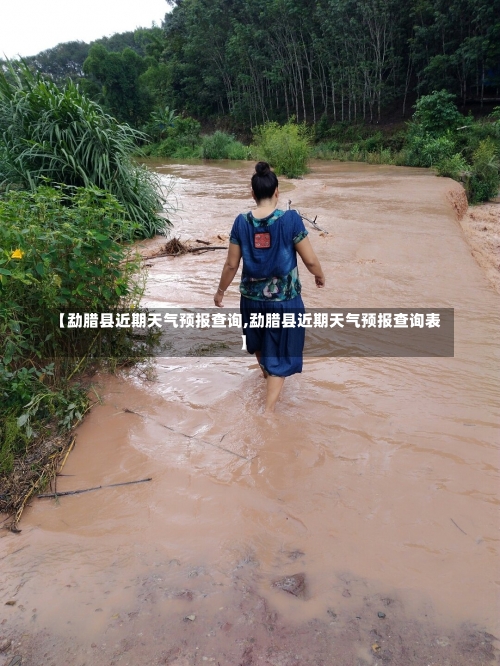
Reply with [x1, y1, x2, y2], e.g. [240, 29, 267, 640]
[251, 161, 278, 201]
[255, 161, 271, 176]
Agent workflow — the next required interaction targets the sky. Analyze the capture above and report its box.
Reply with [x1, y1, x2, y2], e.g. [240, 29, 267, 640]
[0, 0, 170, 59]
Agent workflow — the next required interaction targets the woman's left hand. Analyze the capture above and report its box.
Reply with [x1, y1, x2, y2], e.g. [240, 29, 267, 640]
[214, 290, 224, 307]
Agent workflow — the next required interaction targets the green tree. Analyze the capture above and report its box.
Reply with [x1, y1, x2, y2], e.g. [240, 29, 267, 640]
[412, 89, 463, 134]
[25, 41, 90, 82]
[83, 44, 153, 124]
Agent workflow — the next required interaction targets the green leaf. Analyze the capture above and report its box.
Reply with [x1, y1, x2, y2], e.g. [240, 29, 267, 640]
[17, 413, 29, 427]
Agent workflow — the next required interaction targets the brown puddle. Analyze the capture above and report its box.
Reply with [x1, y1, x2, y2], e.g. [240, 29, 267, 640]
[1, 160, 499, 665]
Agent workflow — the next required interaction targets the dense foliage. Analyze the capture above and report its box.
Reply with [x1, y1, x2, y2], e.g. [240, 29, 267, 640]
[0, 185, 149, 474]
[0, 63, 170, 237]
[160, 0, 500, 125]
[404, 93, 500, 202]
[4, 1, 498, 130]
[142, 115, 249, 160]
[252, 121, 311, 177]
[14, 27, 164, 85]
[311, 92, 499, 201]
[83, 44, 153, 125]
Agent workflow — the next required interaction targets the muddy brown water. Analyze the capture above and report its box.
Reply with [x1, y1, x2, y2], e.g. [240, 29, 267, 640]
[1, 160, 499, 665]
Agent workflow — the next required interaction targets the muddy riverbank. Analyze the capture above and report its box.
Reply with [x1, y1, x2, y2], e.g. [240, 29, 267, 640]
[1, 161, 499, 665]
[457, 200, 500, 295]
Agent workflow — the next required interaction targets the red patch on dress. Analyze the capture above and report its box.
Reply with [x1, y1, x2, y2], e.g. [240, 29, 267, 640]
[254, 232, 271, 248]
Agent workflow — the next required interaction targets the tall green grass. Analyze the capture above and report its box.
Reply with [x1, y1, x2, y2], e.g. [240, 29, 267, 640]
[0, 61, 171, 237]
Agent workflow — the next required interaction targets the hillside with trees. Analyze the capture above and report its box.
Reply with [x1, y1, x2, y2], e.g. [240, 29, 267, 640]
[5, 0, 498, 128]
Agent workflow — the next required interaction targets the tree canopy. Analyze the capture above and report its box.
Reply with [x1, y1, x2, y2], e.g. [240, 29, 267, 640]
[3, 1, 499, 127]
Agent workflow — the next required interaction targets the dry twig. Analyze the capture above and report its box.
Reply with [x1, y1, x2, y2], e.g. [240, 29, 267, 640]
[37, 477, 152, 499]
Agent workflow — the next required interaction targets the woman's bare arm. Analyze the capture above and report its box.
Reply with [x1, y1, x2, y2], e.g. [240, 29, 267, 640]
[295, 237, 325, 287]
[214, 243, 242, 306]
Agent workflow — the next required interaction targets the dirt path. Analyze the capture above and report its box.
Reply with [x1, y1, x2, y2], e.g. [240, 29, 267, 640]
[0, 161, 499, 666]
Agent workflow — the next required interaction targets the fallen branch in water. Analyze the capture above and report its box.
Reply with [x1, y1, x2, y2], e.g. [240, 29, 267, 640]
[37, 477, 152, 498]
[164, 237, 188, 254]
[144, 237, 228, 260]
[287, 199, 329, 234]
[147, 246, 228, 259]
[123, 408, 253, 461]
[188, 246, 227, 251]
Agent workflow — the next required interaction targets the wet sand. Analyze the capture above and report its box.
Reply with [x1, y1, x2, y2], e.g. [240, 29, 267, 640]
[1, 161, 499, 665]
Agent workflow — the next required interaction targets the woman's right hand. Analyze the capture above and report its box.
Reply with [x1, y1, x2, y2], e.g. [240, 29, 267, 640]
[214, 290, 224, 307]
[295, 237, 325, 289]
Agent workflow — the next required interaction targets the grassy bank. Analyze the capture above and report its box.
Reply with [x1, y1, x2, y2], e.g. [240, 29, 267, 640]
[311, 93, 500, 203]
[0, 185, 160, 528]
[0, 67, 165, 529]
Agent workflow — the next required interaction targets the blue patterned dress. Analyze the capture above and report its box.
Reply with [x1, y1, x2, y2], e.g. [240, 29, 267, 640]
[229, 209, 308, 377]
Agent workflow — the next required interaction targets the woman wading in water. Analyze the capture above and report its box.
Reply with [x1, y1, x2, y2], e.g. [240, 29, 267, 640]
[214, 162, 325, 413]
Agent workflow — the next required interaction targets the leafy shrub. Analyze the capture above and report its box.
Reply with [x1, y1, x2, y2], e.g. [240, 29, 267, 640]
[152, 137, 200, 158]
[404, 128, 457, 167]
[420, 135, 457, 167]
[201, 131, 249, 160]
[0, 62, 170, 237]
[227, 140, 250, 160]
[252, 121, 311, 177]
[313, 115, 331, 142]
[359, 131, 384, 152]
[151, 115, 202, 157]
[201, 131, 234, 159]
[435, 153, 470, 180]
[143, 106, 179, 142]
[454, 114, 500, 159]
[0, 185, 144, 374]
[412, 90, 464, 135]
[468, 139, 500, 203]
[0, 185, 149, 466]
[0, 186, 141, 322]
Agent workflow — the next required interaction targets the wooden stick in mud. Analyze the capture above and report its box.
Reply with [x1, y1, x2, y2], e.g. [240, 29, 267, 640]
[450, 518, 467, 535]
[10, 471, 50, 531]
[37, 477, 152, 499]
[58, 436, 76, 475]
[123, 408, 253, 461]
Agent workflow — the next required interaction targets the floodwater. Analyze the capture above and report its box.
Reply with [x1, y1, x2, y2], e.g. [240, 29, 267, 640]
[1, 160, 499, 665]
